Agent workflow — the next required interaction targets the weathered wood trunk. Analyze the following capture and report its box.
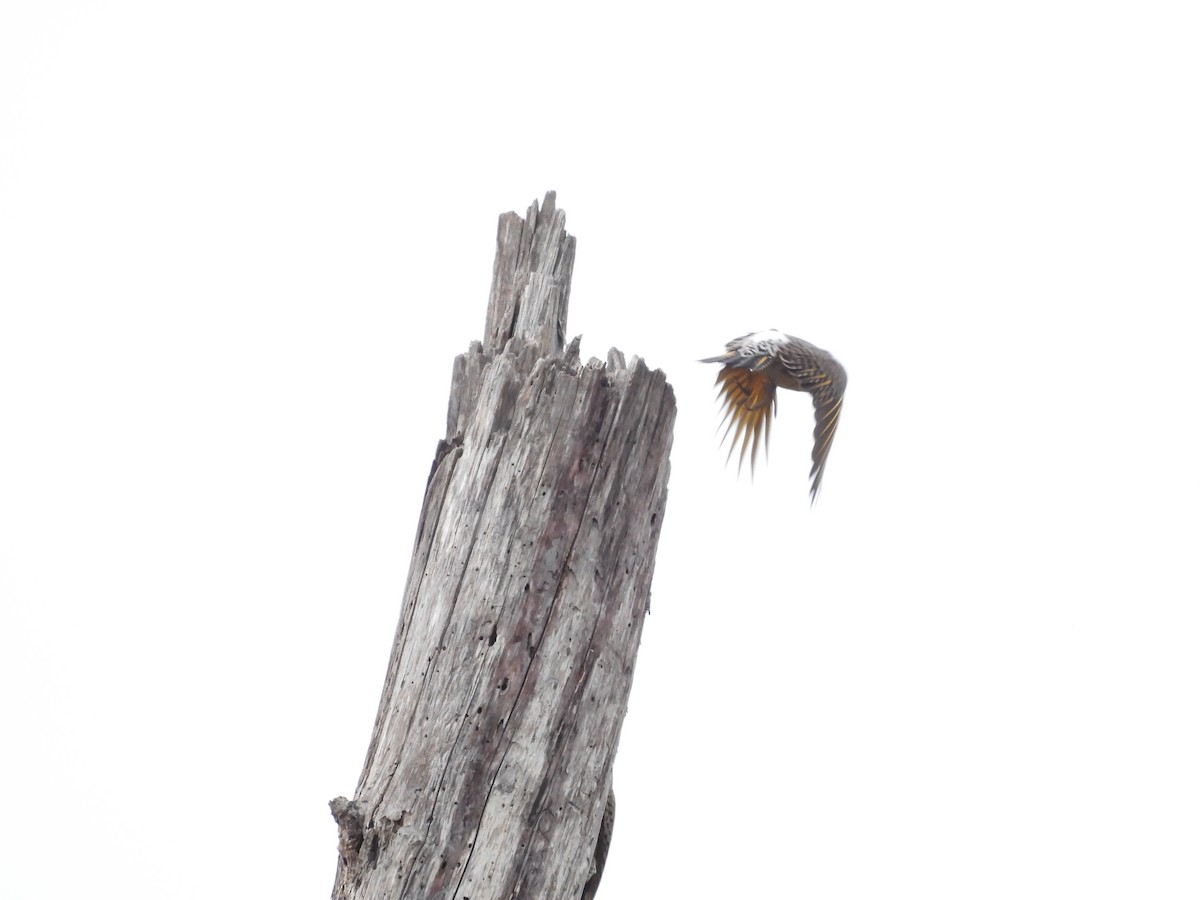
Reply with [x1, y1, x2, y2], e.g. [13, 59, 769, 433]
[330, 193, 675, 900]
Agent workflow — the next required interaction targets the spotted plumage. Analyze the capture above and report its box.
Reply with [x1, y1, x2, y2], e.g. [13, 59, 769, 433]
[702, 329, 847, 502]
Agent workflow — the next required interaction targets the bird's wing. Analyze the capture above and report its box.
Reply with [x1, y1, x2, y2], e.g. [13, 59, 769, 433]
[808, 383, 844, 500]
[712, 364, 777, 474]
[778, 342, 848, 501]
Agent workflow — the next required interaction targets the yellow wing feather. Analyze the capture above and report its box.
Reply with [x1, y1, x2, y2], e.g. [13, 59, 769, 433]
[713, 366, 777, 474]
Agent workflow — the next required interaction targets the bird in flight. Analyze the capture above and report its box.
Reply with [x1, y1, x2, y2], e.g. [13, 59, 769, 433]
[702, 329, 847, 502]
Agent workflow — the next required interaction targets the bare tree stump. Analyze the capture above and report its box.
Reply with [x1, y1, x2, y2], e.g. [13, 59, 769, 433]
[330, 193, 675, 900]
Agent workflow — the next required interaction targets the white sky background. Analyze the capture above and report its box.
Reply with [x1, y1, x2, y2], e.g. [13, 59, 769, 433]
[2, 2, 1198, 898]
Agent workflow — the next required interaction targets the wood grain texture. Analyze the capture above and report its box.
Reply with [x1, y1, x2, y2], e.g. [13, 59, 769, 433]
[331, 194, 673, 900]
[484, 191, 574, 358]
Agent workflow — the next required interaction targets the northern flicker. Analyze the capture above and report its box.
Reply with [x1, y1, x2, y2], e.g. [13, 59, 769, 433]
[702, 329, 847, 501]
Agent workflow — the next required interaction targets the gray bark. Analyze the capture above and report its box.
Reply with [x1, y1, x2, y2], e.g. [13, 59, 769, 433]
[331, 192, 675, 900]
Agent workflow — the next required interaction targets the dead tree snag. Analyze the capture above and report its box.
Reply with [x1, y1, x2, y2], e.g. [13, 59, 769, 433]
[330, 192, 674, 900]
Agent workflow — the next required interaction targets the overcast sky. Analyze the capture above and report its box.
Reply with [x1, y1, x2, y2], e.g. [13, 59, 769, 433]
[2, 3, 1198, 898]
